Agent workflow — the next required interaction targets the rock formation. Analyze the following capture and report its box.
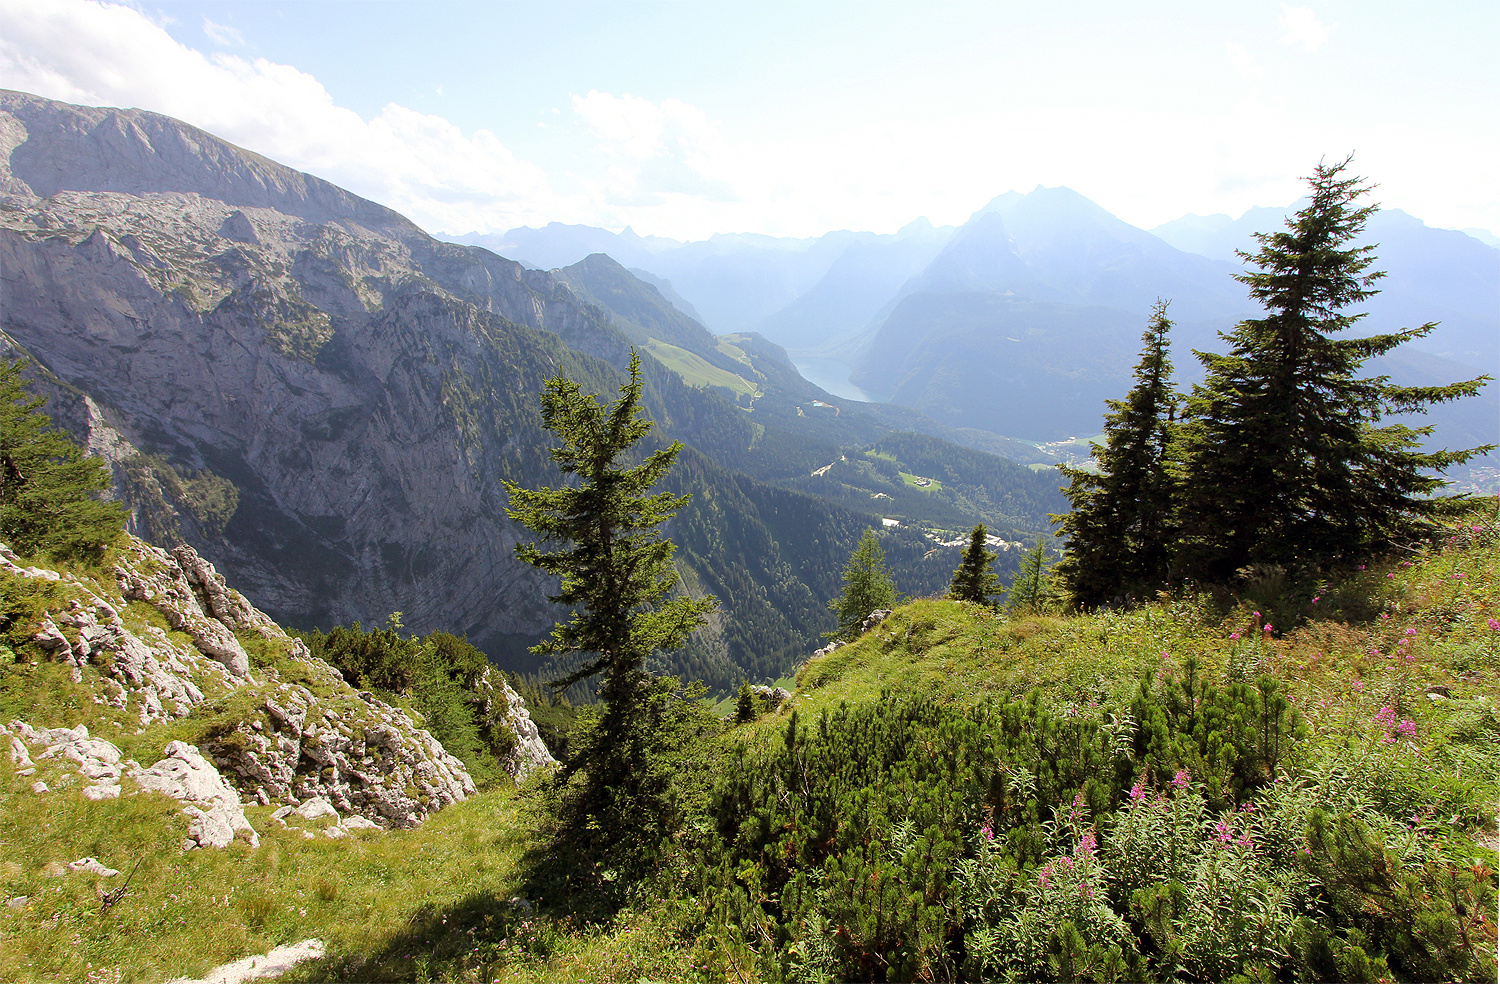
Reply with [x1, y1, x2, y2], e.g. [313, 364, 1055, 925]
[0, 532, 552, 836]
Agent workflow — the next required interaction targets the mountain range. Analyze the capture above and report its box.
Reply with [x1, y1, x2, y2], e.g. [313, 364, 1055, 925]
[0, 89, 1065, 693]
[459, 183, 1498, 461]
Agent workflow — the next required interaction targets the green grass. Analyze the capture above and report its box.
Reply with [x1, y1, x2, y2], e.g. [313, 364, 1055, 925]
[711, 336, 756, 371]
[643, 339, 759, 400]
[0, 763, 534, 984]
[5, 509, 1497, 982]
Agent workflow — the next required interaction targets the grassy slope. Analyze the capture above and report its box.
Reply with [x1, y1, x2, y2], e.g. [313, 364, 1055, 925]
[3, 508, 1496, 983]
[643, 339, 760, 400]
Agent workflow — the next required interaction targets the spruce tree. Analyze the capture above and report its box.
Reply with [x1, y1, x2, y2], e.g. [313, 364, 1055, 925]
[1008, 537, 1057, 613]
[504, 351, 716, 867]
[948, 523, 1002, 606]
[0, 359, 125, 559]
[1176, 159, 1492, 582]
[828, 528, 898, 639]
[1053, 302, 1180, 607]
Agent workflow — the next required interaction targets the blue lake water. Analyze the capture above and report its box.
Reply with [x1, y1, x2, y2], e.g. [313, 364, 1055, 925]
[791, 357, 872, 403]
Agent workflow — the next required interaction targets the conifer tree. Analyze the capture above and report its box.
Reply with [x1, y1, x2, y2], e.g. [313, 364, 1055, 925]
[1008, 537, 1057, 613]
[1053, 302, 1180, 607]
[0, 359, 125, 559]
[504, 351, 716, 865]
[829, 528, 898, 639]
[948, 523, 1002, 606]
[1176, 159, 1492, 582]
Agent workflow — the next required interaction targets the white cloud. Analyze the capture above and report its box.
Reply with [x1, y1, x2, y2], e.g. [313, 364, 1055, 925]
[202, 16, 244, 49]
[569, 90, 738, 209]
[0, 0, 1487, 242]
[0, 0, 566, 233]
[1278, 4, 1337, 52]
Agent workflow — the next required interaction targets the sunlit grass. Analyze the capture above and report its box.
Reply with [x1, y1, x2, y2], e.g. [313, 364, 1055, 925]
[643, 339, 759, 400]
[0, 770, 530, 984]
[4, 508, 1496, 983]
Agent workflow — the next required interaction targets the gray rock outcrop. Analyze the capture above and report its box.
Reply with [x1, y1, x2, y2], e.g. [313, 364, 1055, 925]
[1, 532, 480, 829]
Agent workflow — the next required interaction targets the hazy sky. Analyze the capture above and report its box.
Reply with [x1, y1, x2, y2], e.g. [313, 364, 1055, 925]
[1, 0, 1495, 241]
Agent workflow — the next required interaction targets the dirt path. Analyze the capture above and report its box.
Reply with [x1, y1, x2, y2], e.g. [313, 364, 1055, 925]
[165, 940, 324, 984]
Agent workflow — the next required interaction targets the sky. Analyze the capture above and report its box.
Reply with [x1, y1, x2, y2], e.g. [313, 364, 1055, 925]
[0, 0, 1495, 242]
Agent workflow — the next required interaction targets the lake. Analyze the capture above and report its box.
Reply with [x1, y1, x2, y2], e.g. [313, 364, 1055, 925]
[790, 357, 873, 402]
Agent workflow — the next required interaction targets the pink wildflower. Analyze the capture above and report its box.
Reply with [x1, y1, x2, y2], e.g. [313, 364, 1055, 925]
[1373, 706, 1396, 730]
[980, 823, 994, 841]
[1396, 719, 1417, 738]
[1230, 632, 1241, 641]
[1129, 781, 1145, 801]
[1172, 769, 1190, 791]
[1488, 619, 1499, 631]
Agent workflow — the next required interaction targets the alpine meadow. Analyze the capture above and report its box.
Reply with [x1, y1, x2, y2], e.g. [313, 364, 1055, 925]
[1, 13, 1498, 983]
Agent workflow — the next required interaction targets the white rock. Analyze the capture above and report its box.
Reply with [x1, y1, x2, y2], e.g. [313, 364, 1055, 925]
[68, 857, 120, 877]
[292, 796, 338, 821]
[8, 735, 33, 769]
[30, 781, 48, 794]
[162, 937, 325, 984]
[132, 741, 258, 849]
[340, 815, 381, 831]
[83, 783, 121, 800]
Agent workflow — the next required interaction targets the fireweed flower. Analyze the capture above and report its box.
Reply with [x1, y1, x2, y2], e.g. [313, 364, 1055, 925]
[1128, 781, 1145, 800]
[1172, 769, 1190, 791]
[1489, 619, 1500, 631]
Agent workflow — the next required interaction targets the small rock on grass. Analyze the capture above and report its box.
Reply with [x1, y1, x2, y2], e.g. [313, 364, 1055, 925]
[69, 858, 120, 877]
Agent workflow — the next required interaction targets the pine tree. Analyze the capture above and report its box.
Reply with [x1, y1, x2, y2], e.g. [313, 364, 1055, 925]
[1176, 159, 1492, 582]
[828, 528, 898, 639]
[948, 524, 1002, 606]
[1008, 537, 1057, 613]
[504, 351, 717, 867]
[0, 359, 125, 559]
[735, 681, 756, 724]
[1053, 302, 1180, 607]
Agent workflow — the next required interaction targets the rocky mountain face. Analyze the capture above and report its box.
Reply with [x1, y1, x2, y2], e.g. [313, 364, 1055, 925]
[0, 90, 646, 653]
[2, 532, 555, 846]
